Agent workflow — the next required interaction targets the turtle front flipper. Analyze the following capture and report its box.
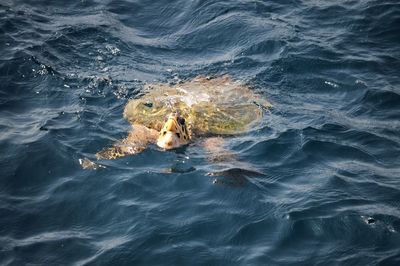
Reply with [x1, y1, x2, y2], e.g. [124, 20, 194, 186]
[202, 137, 236, 162]
[202, 137, 265, 186]
[96, 144, 145, 160]
[96, 124, 158, 160]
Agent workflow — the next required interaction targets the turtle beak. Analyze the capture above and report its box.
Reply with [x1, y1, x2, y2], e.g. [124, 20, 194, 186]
[157, 131, 181, 149]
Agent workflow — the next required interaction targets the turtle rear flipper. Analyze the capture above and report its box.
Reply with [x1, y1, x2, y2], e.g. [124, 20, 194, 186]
[208, 168, 266, 187]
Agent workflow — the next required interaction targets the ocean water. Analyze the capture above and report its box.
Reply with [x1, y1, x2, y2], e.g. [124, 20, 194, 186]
[1, 0, 400, 265]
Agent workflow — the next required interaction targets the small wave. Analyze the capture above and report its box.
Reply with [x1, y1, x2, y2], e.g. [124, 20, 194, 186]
[350, 89, 400, 120]
[1, 0, 400, 265]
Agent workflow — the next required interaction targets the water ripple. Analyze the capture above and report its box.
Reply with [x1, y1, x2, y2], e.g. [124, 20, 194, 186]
[1, 0, 400, 265]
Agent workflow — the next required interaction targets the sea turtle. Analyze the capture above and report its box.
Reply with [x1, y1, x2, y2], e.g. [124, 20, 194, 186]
[96, 75, 271, 161]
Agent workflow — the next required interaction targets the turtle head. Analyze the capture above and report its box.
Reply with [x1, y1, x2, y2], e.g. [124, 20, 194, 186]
[157, 112, 190, 149]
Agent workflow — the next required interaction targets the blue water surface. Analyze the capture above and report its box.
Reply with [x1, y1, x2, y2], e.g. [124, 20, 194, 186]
[1, 0, 400, 265]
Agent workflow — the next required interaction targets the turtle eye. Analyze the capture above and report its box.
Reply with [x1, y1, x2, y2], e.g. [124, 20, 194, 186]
[144, 102, 153, 108]
[177, 117, 185, 125]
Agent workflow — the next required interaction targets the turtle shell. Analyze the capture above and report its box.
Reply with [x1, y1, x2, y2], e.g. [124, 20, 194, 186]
[123, 75, 270, 136]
